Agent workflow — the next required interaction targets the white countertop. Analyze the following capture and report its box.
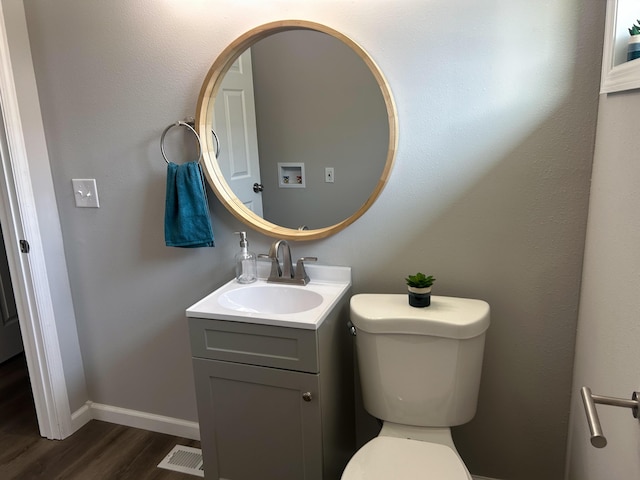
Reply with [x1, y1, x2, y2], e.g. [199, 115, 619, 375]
[186, 265, 352, 330]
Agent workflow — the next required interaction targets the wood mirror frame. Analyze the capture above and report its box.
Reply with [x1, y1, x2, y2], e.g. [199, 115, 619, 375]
[195, 20, 397, 240]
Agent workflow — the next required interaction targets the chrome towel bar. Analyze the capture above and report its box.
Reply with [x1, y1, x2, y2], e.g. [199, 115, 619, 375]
[580, 386, 639, 448]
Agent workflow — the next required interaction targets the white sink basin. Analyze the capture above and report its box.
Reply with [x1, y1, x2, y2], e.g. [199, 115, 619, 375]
[186, 265, 352, 329]
[218, 285, 324, 314]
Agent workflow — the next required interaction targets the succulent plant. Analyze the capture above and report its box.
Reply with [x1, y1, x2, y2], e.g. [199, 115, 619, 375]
[629, 21, 640, 36]
[405, 272, 435, 289]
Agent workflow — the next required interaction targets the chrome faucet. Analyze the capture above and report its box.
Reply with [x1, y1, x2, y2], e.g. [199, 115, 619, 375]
[259, 239, 317, 285]
[270, 239, 294, 280]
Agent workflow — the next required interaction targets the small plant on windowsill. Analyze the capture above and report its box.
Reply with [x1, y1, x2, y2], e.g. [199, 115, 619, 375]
[405, 272, 435, 308]
[628, 21, 640, 61]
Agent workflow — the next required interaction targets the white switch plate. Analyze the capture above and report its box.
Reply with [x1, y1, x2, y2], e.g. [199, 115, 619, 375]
[325, 167, 334, 183]
[72, 179, 100, 208]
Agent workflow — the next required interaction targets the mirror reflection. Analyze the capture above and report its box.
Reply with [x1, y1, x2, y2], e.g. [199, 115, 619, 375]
[197, 21, 397, 240]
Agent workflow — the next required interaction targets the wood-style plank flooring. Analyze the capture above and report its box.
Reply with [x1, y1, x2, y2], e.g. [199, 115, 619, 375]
[0, 353, 201, 480]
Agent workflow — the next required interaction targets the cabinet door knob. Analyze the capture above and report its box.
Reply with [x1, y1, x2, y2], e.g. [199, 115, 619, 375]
[302, 392, 313, 402]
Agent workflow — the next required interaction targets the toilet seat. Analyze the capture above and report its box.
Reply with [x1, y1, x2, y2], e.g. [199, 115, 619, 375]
[341, 437, 470, 480]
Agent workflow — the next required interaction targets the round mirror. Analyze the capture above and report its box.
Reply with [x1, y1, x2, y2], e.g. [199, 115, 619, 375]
[196, 20, 397, 240]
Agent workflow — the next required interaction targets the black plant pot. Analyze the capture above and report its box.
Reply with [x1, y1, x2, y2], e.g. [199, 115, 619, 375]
[408, 288, 431, 307]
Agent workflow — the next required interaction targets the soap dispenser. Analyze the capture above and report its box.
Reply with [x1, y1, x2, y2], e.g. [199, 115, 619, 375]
[234, 232, 257, 284]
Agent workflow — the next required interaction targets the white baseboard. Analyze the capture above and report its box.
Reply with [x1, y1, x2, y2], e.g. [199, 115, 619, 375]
[70, 401, 200, 440]
[70, 402, 92, 432]
[69, 405, 497, 479]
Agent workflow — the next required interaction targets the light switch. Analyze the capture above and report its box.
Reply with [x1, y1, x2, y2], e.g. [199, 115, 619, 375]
[72, 179, 100, 208]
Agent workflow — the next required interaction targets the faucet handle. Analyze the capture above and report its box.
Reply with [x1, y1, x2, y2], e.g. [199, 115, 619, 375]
[294, 257, 317, 285]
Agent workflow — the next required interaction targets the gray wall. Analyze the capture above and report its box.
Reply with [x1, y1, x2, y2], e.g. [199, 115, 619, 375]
[3, 0, 87, 411]
[251, 30, 388, 229]
[22, 1, 604, 479]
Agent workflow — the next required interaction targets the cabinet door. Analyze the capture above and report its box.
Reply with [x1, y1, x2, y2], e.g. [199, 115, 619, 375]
[193, 358, 322, 480]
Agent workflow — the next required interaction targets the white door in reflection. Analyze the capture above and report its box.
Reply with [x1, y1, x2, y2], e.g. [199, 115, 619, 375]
[214, 48, 264, 217]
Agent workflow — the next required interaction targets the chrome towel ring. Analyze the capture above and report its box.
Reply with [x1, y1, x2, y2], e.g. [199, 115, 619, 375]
[160, 120, 220, 164]
[160, 121, 202, 165]
[210, 129, 220, 158]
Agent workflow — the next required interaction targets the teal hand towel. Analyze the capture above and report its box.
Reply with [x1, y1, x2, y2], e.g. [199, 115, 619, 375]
[164, 161, 215, 248]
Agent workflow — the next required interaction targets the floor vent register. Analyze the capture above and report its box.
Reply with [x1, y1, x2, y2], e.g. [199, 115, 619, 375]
[157, 445, 205, 477]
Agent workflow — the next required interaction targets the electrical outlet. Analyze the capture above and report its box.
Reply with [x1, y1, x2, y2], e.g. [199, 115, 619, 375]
[72, 179, 100, 208]
[325, 167, 334, 183]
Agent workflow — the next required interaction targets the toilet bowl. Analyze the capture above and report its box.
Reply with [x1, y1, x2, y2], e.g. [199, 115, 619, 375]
[342, 436, 470, 480]
[342, 294, 490, 480]
[342, 422, 473, 479]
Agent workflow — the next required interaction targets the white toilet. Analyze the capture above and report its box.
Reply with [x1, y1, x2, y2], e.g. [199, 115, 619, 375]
[342, 294, 490, 480]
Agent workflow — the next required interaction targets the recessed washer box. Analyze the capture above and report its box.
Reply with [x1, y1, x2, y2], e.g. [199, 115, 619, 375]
[278, 162, 305, 188]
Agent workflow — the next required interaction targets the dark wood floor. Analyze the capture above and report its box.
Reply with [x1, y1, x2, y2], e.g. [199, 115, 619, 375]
[0, 353, 201, 479]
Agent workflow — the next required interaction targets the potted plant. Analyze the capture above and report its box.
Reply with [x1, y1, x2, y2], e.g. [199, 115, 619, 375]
[628, 21, 640, 61]
[405, 272, 435, 307]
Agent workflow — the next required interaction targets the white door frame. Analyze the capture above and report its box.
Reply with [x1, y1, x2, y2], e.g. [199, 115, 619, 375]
[0, 1, 71, 440]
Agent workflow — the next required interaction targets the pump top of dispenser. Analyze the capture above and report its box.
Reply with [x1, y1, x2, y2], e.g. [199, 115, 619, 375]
[235, 231, 249, 247]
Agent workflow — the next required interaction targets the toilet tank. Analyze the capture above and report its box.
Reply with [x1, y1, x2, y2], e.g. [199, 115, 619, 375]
[350, 294, 490, 427]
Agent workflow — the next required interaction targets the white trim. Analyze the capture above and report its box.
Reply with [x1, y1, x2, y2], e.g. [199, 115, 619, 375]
[0, 2, 71, 439]
[69, 402, 92, 433]
[600, 0, 640, 93]
[72, 402, 200, 440]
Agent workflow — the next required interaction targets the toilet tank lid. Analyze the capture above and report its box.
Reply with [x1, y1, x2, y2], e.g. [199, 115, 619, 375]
[350, 294, 490, 339]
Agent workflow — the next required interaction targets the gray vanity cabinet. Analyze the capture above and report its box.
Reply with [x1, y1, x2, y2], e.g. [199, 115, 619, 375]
[188, 294, 354, 480]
